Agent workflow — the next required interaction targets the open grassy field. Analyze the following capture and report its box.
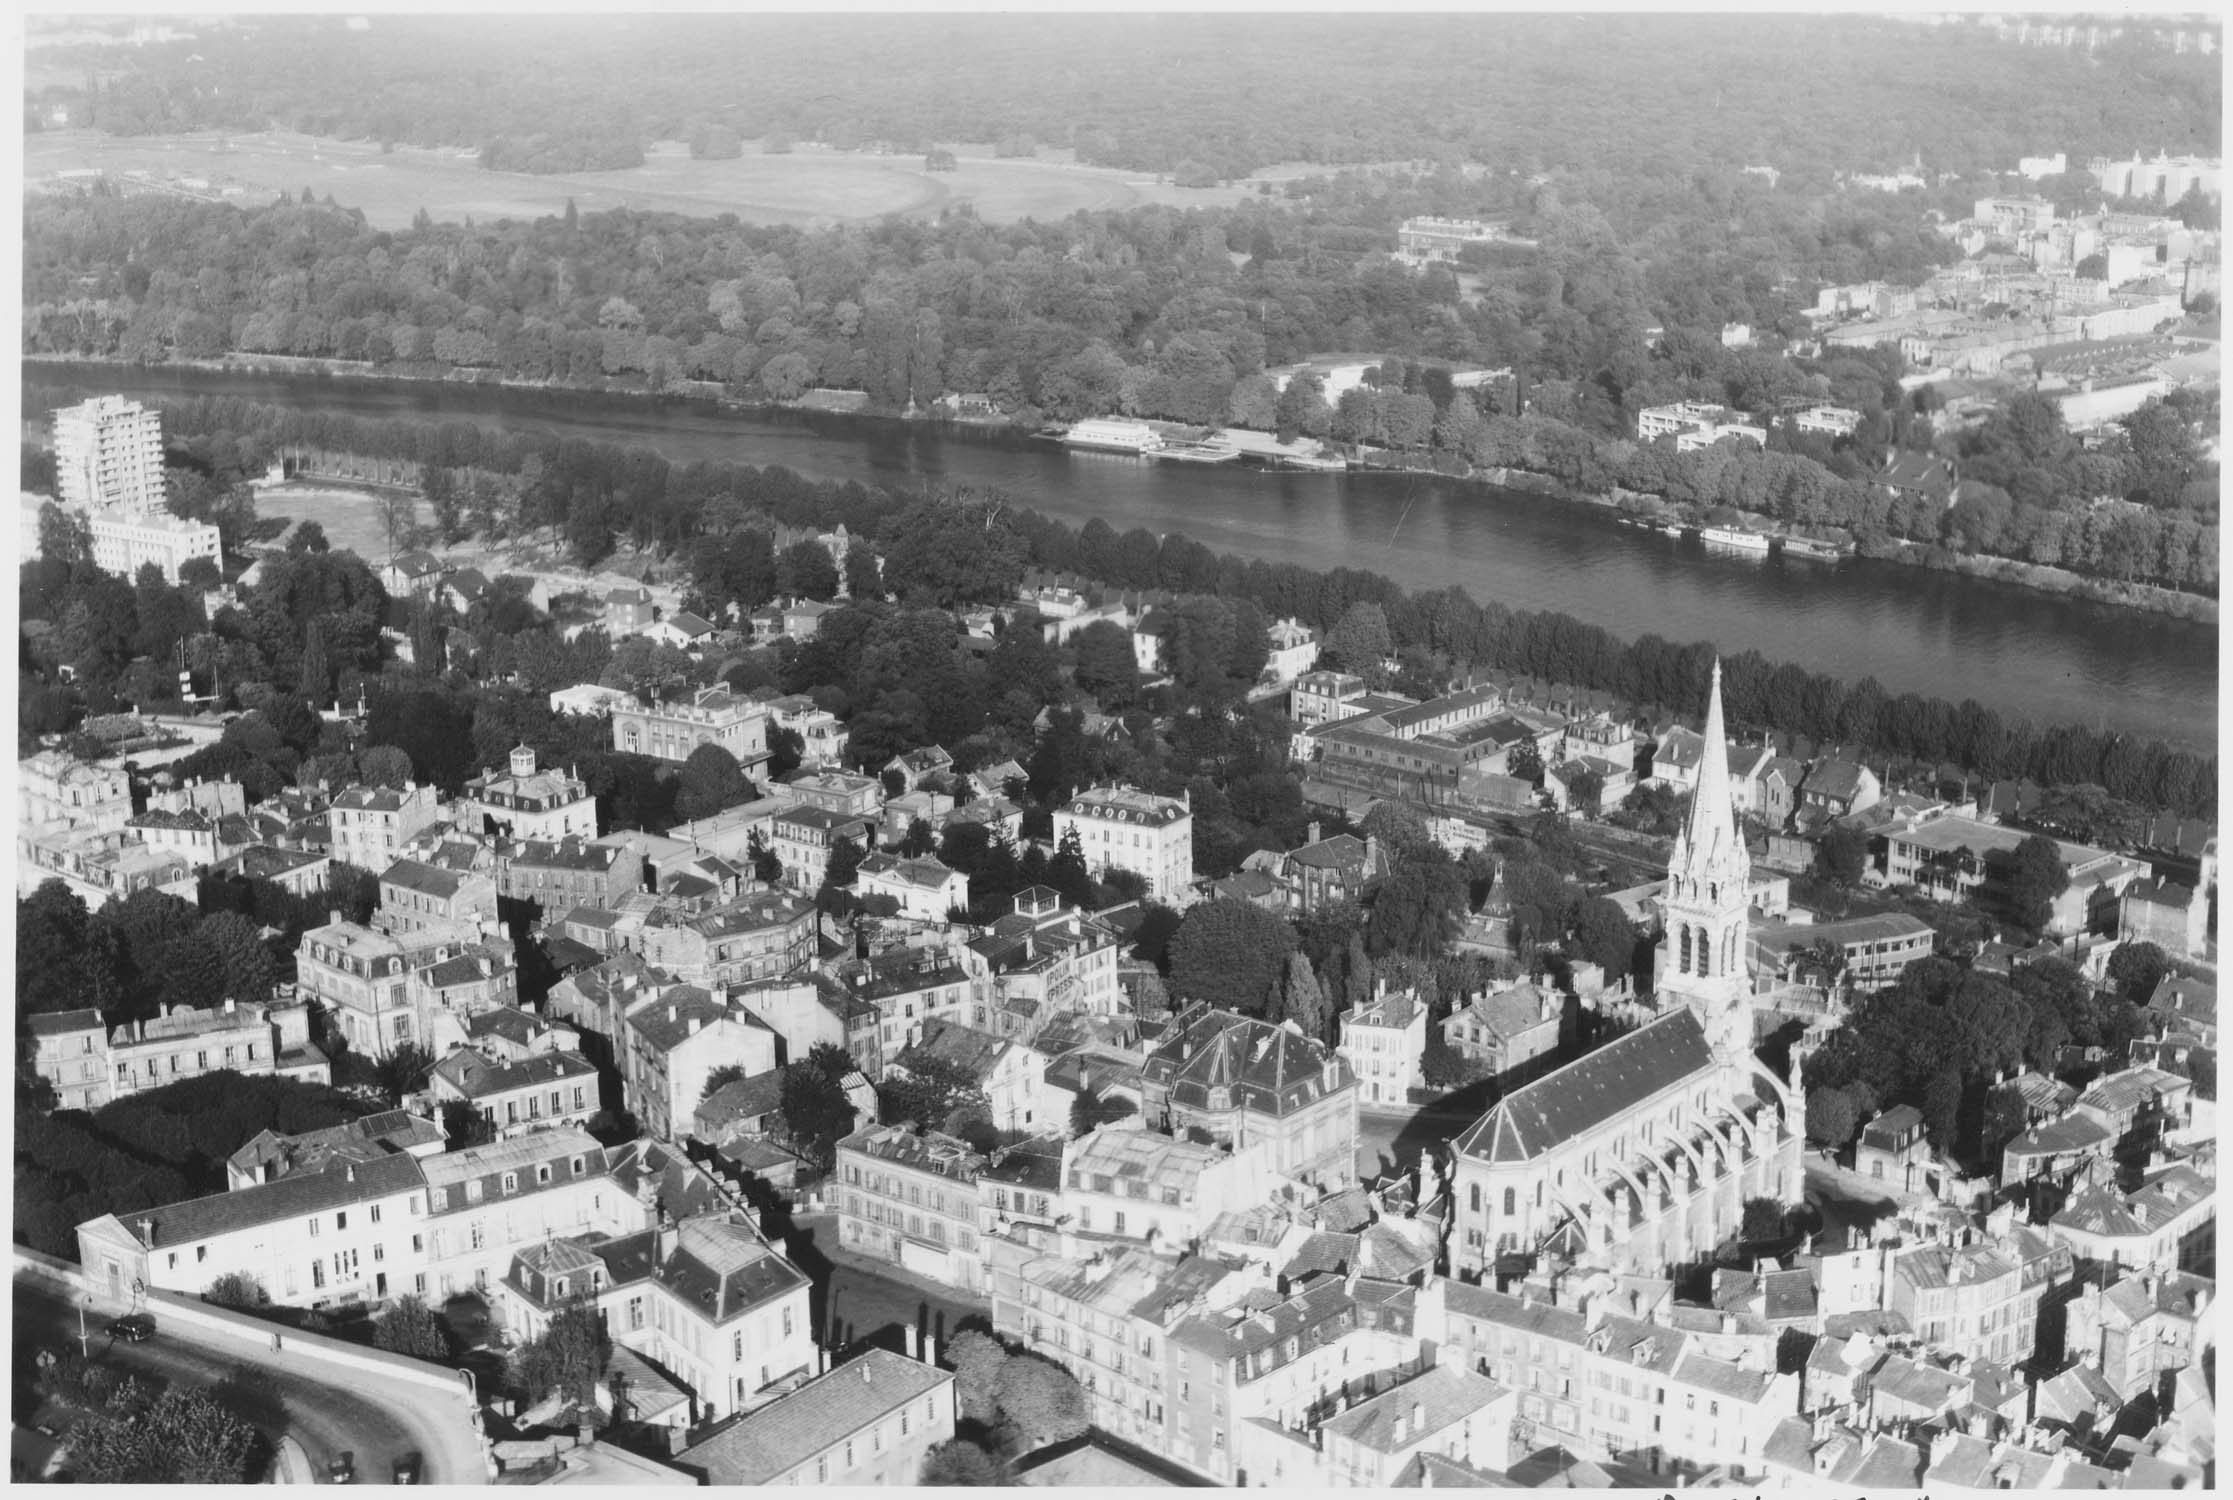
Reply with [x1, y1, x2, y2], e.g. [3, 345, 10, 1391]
[253, 483, 428, 562]
[24, 130, 1268, 230]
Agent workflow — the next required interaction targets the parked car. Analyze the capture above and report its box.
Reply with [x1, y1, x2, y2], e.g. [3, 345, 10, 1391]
[104, 1314, 155, 1343]
[391, 1453, 422, 1485]
[327, 1451, 356, 1484]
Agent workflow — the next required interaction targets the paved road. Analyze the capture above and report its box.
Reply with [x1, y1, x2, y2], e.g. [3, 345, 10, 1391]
[14, 1280, 483, 1485]
[1802, 1151, 1909, 1244]
[783, 1213, 991, 1358]
[1358, 1099, 1488, 1184]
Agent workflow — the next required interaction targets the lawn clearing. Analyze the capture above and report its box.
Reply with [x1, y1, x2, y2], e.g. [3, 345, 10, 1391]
[25, 130, 1262, 230]
[253, 483, 427, 562]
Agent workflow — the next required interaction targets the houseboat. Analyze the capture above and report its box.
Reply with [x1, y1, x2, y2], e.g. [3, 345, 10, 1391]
[1059, 419, 1166, 455]
[1270, 448, 1349, 472]
[1700, 526, 1771, 553]
[1779, 535, 1853, 562]
[1155, 438, 1242, 465]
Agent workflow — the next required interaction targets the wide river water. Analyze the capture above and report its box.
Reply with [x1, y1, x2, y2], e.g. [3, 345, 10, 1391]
[27, 364, 2219, 752]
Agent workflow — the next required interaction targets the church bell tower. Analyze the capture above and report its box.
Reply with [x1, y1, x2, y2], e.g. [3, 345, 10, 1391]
[1657, 660, 1754, 1067]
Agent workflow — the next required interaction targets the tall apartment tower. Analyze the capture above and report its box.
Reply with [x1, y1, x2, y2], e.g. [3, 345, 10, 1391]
[52, 396, 167, 513]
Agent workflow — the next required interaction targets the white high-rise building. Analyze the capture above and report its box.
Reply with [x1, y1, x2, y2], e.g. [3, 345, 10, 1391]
[52, 395, 167, 513]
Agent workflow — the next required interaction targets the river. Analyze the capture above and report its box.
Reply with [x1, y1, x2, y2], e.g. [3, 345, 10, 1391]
[25, 363, 2219, 752]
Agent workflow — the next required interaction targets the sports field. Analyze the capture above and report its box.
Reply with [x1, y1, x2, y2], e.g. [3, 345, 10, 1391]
[254, 483, 426, 561]
[24, 130, 1267, 230]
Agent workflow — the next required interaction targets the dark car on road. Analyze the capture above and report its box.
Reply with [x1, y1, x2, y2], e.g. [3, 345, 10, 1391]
[391, 1453, 422, 1484]
[105, 1314, 155, 1343]
[327, 1451, 356, 1484]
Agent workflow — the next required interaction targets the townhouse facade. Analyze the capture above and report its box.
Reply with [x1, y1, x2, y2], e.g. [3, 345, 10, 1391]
[1057, 784, 1195, 904]
[836, 1125, 988, 1292]
[459, 746, 597, 843]
[327, 782, 443, 873]
[611, 685, 772, 770]
[1424, 1279, 1800, 1482]
[1338, 987, 1428, 1107]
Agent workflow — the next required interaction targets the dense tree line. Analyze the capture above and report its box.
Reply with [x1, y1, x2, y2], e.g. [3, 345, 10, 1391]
[37, 15, 2217, 182]
[27, 386, 2208, 821]
[1802, 953, 2151, 1163]
[14, 1070, 369, 1258]
[24, 163, 2217, 588]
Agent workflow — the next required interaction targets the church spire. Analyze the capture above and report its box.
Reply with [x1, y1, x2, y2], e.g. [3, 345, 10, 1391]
[1676, 658, 1740, 874]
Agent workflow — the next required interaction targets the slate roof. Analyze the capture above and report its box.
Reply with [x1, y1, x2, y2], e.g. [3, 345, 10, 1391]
[2003, 1113, 2112, 1158]
[896, 1019, 1013, 1084]
[1804, 760, 1871, 802]
[464, 1006, 550, 1050]
[1454, 1008, 1714, 1164]
[677, 1349, 953, 1484]
[1168, 1277, 1357, 1364]
[695, 1069, 789, 1131]
[627, 986, 765, 1055]
[29, 1008, 104, 1036]
[381, 857, 469, 899]
[1318, 1367, 1507, 1453]
[432, 1048, 596, 1101]
[653, 1213, 810, 1326]
[1143, 1002, 1355, 1119]
[118, 1151, 428, 1248]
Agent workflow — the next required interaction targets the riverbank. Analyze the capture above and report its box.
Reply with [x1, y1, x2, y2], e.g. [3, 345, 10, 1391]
[31, 351, 2212, 625]
[22, 356, 2215, 749]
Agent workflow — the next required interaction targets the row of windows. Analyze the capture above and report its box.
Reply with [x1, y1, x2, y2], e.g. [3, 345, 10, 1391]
[487, 1086, 590, 1124]
[115, 1041, 262, 1082]
[428, 1156, 589, 1210]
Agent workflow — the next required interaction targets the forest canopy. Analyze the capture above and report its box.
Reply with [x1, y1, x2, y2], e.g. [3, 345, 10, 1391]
[32, 15, 2220, 183]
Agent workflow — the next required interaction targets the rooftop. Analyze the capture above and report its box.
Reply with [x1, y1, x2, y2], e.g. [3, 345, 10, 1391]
[1318, 1366, 1508, 1454]
[677, 1349, 952, 1485]
[1455, 1009, 1714, 1164]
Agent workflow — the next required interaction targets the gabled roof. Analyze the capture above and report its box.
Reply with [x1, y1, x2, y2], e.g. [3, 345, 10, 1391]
[29, 1007, 104, 1036]
[1454, 1009, 1714, 1164]
[432, 1048, 596, 1100]
[1318, 1367, 1507, 1453]
[115, 1151, 428, 1248]
[677, 1349, 952, 1485]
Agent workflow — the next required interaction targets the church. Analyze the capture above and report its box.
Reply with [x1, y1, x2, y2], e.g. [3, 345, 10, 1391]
[1447, 663, 1806, 1281]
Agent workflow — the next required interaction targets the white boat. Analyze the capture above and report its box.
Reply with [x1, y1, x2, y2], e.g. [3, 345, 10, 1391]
[1059, 419, 1165, 455]
[1155, 439, 1242, 465]
[1701, 526, 1771, 553]
[1780, 535, 1852, 562]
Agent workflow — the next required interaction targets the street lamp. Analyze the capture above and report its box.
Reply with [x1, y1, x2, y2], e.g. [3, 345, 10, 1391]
[77, 1298, 91, 1360]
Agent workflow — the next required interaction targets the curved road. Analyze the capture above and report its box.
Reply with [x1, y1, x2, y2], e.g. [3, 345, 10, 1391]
[14, 1281, 483, 1484]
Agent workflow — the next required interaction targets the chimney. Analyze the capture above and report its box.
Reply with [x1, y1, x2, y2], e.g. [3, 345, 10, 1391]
[687, 1017, 702, 1036]
[923, 1331, 938, 1368]
[137, 1217, 155, 1245]
[906, 1325, 921, 1359]
[1307, 821, 1321, 845]
[861, 1363, 873, 1385]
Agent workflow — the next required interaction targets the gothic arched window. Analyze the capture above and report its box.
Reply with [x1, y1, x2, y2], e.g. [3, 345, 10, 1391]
[1502, 1187, 1517, 1216]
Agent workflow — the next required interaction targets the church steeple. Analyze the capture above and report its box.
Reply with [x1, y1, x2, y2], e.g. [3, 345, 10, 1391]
[1659, 658, 1753, 1067]
[1674, 659, 1742, 878]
